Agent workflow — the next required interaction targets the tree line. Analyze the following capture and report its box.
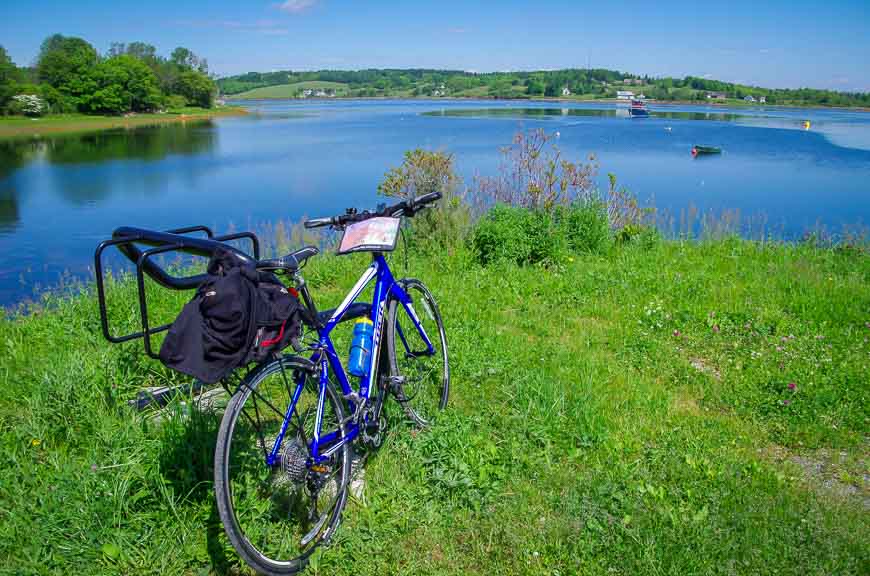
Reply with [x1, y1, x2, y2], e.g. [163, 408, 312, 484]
[0, 35, 217, 117]
[217, 68, 870, 108]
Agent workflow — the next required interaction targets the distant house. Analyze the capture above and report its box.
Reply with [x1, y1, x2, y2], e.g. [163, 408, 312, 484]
[758, 96, 766, 103]
[744, 95, 756, 102]
[632, 79, 643, 86]
[562, 87, 571, 96]
[706, 92, 727, 100]
[623, 78, 632, 85]
[301, 89, 314, 98]
[616, 90, 634, 100]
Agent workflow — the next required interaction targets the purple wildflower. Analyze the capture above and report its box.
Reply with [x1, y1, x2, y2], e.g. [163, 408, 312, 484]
[712, 324, 720, 333]
[782, 399, 791, 406]
[788, 382, 796, 390]
[776, 346, 783, 352]
[673, 329, 681, 338]
[90, 463, 98, 472]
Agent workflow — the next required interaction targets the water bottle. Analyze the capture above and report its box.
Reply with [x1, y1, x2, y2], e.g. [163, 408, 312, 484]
[347, 318, 374, 377]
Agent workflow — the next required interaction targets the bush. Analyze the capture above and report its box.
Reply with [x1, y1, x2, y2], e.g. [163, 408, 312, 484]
[164, 94, 187, 110]
[471, 204, 567, 265]
[9, 94, 46, 116]
[378, 149, 470, 254]
[558, 201, 611, 254]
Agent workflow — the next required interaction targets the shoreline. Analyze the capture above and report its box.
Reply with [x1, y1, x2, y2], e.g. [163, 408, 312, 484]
[228, 94, 870, 112]
[0, 106, 249, 140]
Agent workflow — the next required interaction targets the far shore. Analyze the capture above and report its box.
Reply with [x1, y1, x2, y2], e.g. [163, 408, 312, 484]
[229, 94, 870, 112]
[0, 106, 248, 139]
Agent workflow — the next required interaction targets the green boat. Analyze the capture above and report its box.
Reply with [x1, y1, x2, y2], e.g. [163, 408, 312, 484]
[691, 145, 722, 156]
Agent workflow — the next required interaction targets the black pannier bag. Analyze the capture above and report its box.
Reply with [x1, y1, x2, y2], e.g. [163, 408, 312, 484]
[159, 246, 307, 384]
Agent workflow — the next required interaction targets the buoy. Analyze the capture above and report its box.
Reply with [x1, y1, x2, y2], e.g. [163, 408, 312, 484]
[803, 120, 811, 130]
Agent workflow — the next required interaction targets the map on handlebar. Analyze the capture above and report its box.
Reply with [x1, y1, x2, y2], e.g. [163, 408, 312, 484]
[337, 216, 401, 255]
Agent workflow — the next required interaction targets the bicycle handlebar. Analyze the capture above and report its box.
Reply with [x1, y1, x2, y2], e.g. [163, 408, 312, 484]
[304, 192, 442, 229]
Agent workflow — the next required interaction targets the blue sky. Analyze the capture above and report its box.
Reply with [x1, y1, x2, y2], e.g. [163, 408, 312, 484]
[1, 0, 868, 91]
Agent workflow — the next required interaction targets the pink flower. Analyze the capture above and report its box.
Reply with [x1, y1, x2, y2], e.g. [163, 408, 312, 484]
[90, 464, 98, 472]
[673, 329, 681, 338]
[782, 399, 791, 406]
[712, 325, 720, 333]
[788, 382, 796, 391]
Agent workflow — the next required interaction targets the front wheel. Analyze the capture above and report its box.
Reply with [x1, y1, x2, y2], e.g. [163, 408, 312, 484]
[386, 279, 449, 427]
[214, 356, 350, 575]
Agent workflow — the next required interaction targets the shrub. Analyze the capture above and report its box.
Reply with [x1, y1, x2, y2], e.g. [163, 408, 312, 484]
[558, 201, 611, 254]
[164, 94, 187, 110]
[9, 94, 46, 116]
[474, 128, 598, 210]
[471, 204, 567, 265]
[378, 149, 470, 253]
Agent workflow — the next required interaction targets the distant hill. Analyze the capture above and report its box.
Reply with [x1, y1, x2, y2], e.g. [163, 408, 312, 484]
[230, 81, 348, 99]
[217, 68, 870, 108]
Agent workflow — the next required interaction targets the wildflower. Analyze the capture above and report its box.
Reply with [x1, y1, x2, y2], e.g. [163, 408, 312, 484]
[816, 335, 824, 340]
[776, 346, 783, 352]
[788, 382, 797, 391]
[91, 463, 98, 472]
[31, 438, 40, 447]
[673, 329, 681, 338]
[782, 399, 791, 406]
[781, 337, 788, 343]
[712, 325, 720, 333]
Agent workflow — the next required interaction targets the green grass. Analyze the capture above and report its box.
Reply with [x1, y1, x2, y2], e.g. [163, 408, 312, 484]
[229, 81, 349, 100]
[0, 106, 248, 140]
[1, 239, 868, 574]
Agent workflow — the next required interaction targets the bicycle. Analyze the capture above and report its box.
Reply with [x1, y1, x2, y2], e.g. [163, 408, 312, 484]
[213, 191, 450, 574]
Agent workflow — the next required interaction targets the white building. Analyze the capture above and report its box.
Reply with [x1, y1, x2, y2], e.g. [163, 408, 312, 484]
[562, 87, 571, 96]
[616, 90, 635, 100]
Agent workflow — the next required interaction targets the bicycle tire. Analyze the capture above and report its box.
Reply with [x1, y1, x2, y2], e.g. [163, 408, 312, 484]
[385, 279, 449, 426]
[214, 355, 350, 575]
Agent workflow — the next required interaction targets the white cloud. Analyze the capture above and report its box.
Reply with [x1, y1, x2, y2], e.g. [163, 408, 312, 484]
[277, 0, 318, 13]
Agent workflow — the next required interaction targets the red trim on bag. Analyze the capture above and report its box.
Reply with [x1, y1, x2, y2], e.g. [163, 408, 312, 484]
[260, 319, 287, 347]
[288, 287, 299, 298]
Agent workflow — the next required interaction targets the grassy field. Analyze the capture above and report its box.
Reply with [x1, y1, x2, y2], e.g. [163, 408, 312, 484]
[229, 81, 349, 100]
[0, 106, 248, 140]
[1, 236, 867, 575]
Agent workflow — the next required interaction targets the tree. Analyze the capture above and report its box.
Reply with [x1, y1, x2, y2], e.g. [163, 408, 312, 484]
[36, 34, 99, 110]
[526, 79, 545, 96]
[170, 47, 207, 73]
[0, 46, 21, 113]
[82, 55, 163, 114]
[172, 69, 215, 108]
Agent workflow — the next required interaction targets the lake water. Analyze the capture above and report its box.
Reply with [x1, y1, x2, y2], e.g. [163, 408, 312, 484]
[1, 99, 869, 306]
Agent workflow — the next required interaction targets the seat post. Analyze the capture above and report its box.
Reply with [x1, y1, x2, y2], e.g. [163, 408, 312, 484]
[294, 272, 320, 328]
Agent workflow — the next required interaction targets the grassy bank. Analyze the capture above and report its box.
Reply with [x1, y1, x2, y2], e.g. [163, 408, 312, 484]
[1, 237, 867, 574]
[0, 106, 248, 140]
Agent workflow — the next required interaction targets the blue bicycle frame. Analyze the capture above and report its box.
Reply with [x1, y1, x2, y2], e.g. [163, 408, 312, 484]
[265, 252, 435, 467]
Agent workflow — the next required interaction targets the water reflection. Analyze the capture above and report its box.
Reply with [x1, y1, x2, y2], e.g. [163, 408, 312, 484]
[0, 140, 41, 232]
[42, 121, 217, 165]
[423, 107, 744, 122]
[0, 121, 218, 210]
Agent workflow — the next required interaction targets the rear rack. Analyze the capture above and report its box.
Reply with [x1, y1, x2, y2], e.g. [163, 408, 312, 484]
[94, 224, 261, 360]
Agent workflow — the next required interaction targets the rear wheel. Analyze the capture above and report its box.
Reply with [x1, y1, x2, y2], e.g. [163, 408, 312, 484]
[386, 279, 449, 427]
[214, 356, 350, 575]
